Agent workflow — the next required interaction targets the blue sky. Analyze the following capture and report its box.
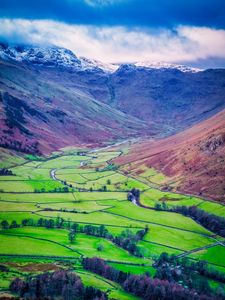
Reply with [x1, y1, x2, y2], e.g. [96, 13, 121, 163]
[0, 0, 225, 67]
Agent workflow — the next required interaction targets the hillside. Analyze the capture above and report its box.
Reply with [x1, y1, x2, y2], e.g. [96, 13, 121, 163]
[115, 109, 225, 202]
[108, 64, 225, 135]
[0, 46, 148, 154]
[1, 44, 225, 156]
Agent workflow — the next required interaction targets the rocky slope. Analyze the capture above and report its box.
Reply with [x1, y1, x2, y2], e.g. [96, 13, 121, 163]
[115, 109, 225, 202]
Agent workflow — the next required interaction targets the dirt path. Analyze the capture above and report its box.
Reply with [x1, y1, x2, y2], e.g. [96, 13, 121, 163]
[176, 239, 225, 259]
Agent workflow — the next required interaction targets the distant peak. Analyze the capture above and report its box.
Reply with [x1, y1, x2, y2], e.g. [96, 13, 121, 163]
[135, 61, 202, 72]
[79, 56, 119, 73]
[0, 43, 82, 68]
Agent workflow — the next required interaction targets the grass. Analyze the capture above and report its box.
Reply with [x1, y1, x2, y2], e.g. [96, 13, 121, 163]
[140, 189, 225, 217]
[138, 241, 183, 258]
[198, 202, 225, 217]
[141, 189, 201, 205]
[36, 155, 91, 169]
[74, 191, 127, 201]
[0, 180, 66, 192]
[77, 270, 140, 300]
[0, 148, 25, 169]
[109, 263, 156, 276]
[1, 228, 149, 264]
[0, 234, 78, 257]
[143, 224, 214, 251]
[56, 173, 89, 184]
[39, 201, 111, 212]
[0, 211, 41, 223]
[35, 210, 144, 228]
[106, 201, 211, 234]
[0, 192, 75, 203]
[0, 202, 37, 212]
[0, 147, 224, 296]
[70, 234, 150, 264]
[189, 245, 225, 267]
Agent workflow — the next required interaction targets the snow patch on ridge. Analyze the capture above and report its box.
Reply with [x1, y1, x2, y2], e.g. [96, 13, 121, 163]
[79, 56, 119, 73]
[135, 61, 202, 72]
[0, 43, 203, 73]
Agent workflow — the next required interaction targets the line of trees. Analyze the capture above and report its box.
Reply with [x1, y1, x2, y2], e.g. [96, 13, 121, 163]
[1, 218, 148, 257]
[10, 270, 108, 299]
[34, 186, 71, 193]
[171, 205, 225, 237]
[81, 225, 148, 257]
[83, 257, 218, 300]
[112, 228, 147, 257]
[154, 203, 225, 237]
[0, 168, 14, 176]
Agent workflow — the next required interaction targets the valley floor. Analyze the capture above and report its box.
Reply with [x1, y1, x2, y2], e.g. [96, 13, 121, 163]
[0, 142, 224, 299]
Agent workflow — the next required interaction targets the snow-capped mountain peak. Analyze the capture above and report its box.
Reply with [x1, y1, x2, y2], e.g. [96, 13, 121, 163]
[0, 43, 81, 68]
[0, 43, 203, 74]
[135, 61, 202, 72]
[79, 57, 119, 73]
[0, 43, 118, 73]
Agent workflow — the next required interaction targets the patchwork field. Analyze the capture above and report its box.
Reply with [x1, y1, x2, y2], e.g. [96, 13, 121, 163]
[0, 145, 225, 299]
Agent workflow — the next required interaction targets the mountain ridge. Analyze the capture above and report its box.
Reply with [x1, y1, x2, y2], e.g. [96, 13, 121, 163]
[0, 42, 204, 73]
[0, 42, 225, 156]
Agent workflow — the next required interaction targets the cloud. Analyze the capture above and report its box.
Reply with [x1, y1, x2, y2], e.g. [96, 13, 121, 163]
[84, 0, 122, 7]
[1, 18, 225, 67]
[0, 0, 225, 29]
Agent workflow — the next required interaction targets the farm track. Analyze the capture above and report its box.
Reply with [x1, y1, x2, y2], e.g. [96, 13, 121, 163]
[176, 239, 225, 259]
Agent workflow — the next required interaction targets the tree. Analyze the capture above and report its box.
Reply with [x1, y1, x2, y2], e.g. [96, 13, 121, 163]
[45, 219, 54, 228]
[9, 270, 107, 300]
[68, 230, 76, 243]
[10, 220, 18, 228]
[107, 179, 111, 185]
[97, 244, 104, 251]
[1, 220, 9, 229]
[71, 223, 79, 233]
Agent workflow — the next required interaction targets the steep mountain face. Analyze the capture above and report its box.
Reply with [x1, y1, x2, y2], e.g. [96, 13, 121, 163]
[107, 65, 225, 135]
[0, 43, 225, 155]
[0, 45, 147, 154]
[115, 109, 225, 202]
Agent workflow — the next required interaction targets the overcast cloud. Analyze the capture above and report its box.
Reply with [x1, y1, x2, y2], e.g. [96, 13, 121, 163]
[0, 18, 225, 67]
[0, 0, 225, 67]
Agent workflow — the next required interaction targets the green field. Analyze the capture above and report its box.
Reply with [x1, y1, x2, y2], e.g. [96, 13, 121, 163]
[0, 146, 225, 298]
[189, 245, 225, 267]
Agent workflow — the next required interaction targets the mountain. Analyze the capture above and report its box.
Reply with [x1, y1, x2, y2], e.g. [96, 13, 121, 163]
[0, 43, 225, 155]
[115, 109, 225, 202]
[134, 61, 201, 72]
[106, 64, 225, 136]
[0, 44, 147, 154]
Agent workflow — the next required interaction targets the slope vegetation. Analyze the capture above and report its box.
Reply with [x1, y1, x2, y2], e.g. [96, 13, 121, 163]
[0, 59, 147, 154]
[115, 109, 225, 202]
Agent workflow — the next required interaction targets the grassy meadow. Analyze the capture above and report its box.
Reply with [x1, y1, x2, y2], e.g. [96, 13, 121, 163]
[0, 145, 225, 299]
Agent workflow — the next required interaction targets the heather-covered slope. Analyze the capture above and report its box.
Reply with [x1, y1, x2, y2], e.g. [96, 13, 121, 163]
[1, 43, 225, 157]
[115, 109, 225, 202]
[108, 65, 225, 135]
[0, 59, 147, 154]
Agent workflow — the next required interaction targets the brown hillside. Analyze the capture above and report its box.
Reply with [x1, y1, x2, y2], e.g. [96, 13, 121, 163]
[115, 110, 225, 203]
